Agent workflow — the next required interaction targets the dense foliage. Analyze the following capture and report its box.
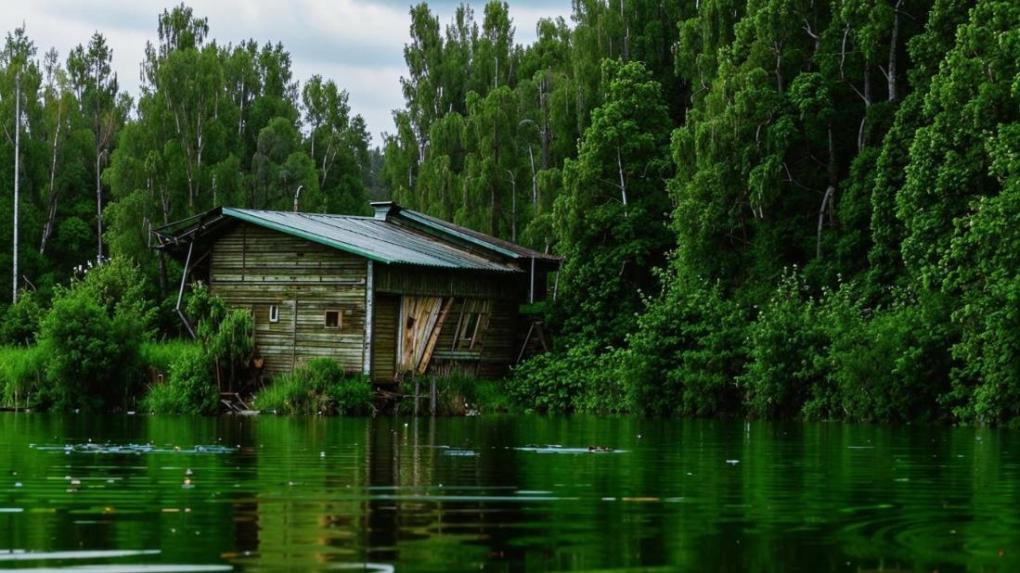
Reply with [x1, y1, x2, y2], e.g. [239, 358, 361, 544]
[382, 0, 1017, 424]
[0, 4, 375, 303]
[140, 343, 219, 415]
[0, 1, 1016, 423]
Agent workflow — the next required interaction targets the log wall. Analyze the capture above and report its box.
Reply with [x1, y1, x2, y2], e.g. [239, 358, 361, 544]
[209, 223, 368, 376]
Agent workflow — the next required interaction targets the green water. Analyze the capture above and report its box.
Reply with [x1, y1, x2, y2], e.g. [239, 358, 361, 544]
[1, 415, 1019, 572]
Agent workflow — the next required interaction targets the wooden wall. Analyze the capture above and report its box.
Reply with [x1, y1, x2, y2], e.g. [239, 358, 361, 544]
[209, 223, 368, 376]
[430, 297, 519, 379]
[207, 222, 527, 381]
[375, 265, 523, 300]
[371, 295, 399, 383]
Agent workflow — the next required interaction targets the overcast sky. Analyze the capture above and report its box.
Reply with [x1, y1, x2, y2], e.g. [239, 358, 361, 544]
[0, 0, 571, 146]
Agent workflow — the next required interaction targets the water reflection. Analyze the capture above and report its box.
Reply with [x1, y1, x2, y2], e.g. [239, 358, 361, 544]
[1, 415, 1019, 571]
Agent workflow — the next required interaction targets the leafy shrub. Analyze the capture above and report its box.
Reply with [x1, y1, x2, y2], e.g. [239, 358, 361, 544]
[1, 292, 44, 346]
[623, 271, 747, 416]
[38, 286, 145, 411]
[73, 257, 158, 334]
[740, 272, 954, 423]
[509, 341, 627, 414]
[186, 283, 253, 388]
[33, 258, 156, 411]
[0, 346, 45, 408]
[141, 346, 220, 415]
[824, 291, 950, 422]
[255, 358, 372, 415]
[739, 272, 828, 419]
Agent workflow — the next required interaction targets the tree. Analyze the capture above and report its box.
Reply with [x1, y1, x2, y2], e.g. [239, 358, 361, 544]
[67, 32, 123, 261]
[553, 60, 673, 345]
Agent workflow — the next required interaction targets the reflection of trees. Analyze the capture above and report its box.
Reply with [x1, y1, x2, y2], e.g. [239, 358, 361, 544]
[5, 415, 1020, 571]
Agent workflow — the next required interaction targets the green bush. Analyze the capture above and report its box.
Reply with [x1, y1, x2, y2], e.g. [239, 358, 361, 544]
[1, 292, 44, 346]
[255, 358, 373, 415]
[739, 272, 829, 419]
[186, 283, 253, 388]
[38, 288, 144, 410]
[623, 272, 747, 416]
[33, 258, 156, 411]
[807, 288, 952, 423]
[141, 346, 219, 415]
[739, 273, 954, 423]
[73, 257, 158, 334]
[509, 341, 627, 414]
[0, 346, 45, 408]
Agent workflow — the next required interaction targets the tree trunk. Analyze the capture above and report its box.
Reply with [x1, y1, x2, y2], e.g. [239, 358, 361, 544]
[858, 59, 872, 151]
[528, 145, 538, 205]
[96, 148, 103, 261]
[617, 145, 628, 208]
[888, 0, 902, 102]
[817, 123, 838, 259]
[540, 71, 551, 170]
[40, 100, 62, 255]
[774, 42, 785, 94]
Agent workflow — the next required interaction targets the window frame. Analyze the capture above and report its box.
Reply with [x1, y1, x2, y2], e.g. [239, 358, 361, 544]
[268, 304, 280, 323]
[324, 309, 342, 329]
[453, 312, 482, 350]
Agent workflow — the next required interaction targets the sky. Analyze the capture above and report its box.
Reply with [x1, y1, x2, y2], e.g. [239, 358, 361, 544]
[0, 0, 572, 145]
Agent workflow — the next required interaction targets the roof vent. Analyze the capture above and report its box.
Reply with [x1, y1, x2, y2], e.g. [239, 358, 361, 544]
[371, 201, 399, 221]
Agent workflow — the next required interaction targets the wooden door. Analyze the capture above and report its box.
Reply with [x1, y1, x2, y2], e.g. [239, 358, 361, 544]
[371, 295, 399, 384]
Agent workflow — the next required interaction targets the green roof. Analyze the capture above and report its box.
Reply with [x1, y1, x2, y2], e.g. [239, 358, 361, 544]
[220, 208, 521, 272]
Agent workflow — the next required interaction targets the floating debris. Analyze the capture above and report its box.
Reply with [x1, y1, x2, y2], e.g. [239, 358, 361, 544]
[443, 449, 478, 457]
[725, 459, 740, 465]
[31, 443, 235, 456]
[515, 445, 625, 455]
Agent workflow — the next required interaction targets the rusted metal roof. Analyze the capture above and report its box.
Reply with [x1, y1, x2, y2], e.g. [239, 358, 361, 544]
[221, 208, 521, 272]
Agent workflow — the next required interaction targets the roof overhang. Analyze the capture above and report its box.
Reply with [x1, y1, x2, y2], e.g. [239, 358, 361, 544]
[153, 206, 532, 274]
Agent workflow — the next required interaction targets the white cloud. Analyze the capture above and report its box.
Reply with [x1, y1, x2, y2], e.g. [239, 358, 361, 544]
[0, 0, 572, 144]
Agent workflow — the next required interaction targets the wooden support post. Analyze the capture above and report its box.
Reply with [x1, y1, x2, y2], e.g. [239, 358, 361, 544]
[414, 377, 420, 418]
[430, 378, 437, 417]
[364, 260, 374, 376]
[175, 241, 196, 338]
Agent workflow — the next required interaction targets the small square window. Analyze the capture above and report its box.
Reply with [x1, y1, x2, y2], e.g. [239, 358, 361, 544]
[268, 304, 279, 323]
[324, 310, 341, 329]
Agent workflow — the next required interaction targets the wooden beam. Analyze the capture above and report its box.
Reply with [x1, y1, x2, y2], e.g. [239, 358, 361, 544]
[363, 260, 374, 376]
[175, 241, 196, 338]
[417, 297, 454, 374]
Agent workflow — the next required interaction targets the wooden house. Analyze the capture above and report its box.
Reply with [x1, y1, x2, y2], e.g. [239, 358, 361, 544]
[154, 202, 560, 383]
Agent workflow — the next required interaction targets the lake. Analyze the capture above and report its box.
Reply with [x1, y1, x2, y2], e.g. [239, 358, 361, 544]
[1, 414, 1018, 572]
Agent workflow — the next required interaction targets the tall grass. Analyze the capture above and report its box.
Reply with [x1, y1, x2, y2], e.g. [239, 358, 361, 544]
[0, 346, 45, 409]
[254, 358, 373, 415]
[398, 373, 512, 415]
[140, 340, 201, 375]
